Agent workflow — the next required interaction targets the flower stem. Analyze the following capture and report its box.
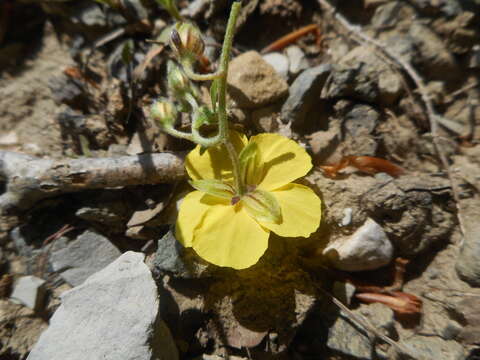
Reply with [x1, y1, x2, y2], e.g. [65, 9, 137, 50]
[217, 2, 245, 195]
[217, 1, 241, 142]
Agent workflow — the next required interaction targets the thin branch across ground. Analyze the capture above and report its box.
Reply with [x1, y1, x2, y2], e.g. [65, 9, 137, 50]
[0, 151, 185, 214]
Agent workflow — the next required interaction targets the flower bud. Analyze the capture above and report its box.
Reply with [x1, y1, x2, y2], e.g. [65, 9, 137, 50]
[151, 99, 177, 128]
[167, 61, 191, 95]
[170, 22, 205, 61]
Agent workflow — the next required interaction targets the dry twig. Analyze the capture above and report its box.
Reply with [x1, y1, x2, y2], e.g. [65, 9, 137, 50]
[0, 151, 185, 214]
[317, 0, 467, 237]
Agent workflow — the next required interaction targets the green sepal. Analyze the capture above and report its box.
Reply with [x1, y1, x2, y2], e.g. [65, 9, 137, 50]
[238, 142, 259, 185]
[242, 189, 282, 224]
[189, 179, 234, 199]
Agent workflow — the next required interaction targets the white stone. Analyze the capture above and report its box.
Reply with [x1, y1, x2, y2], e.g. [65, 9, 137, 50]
[262, 52, 289, 79]
[323, 218, 393, 271]
[285, 45, 309, 75]
[28, 251, 178, 360]
[10, 275, 46, 311]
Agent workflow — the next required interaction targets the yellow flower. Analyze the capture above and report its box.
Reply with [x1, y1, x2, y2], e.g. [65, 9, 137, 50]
[176, 132, 321, 269]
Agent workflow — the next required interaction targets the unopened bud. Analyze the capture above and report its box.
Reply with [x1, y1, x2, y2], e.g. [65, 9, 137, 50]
[151, 100, 177, 128]
[170, 22, 205, 61]
[167, 61, 191, 95]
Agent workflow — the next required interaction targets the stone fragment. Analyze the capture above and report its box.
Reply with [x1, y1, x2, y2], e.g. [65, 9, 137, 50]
[152, 230, 192, 279]
[332, 281, 356, 306]
[469, 44, 480, 68]
[262, 52, 289, 79]
[227, 51, 288, 109]
[285, 45, 309, 75]
[323, 218, 393, 271]
[50, 230, 121, 286]
[281, 64, 332, 127]
[389, 336, 465, 360]
[326, 303, 395, 359]
[10, 276, 46, 311]
[28, 252, 179, 360]
[324, 46, 403, 105]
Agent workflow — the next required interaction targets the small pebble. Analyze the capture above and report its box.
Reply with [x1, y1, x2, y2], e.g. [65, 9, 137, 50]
[10, 275, 46, 311]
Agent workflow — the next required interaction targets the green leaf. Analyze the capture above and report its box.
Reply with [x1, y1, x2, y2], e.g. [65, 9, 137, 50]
[189, 179, 235, 199]
[192, 106, 217, 130]
[242, 189, 282, 224]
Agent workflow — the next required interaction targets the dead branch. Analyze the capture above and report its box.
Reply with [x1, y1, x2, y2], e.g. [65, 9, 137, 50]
[317, 0, 466, 237]
[0, 151, 185, 214]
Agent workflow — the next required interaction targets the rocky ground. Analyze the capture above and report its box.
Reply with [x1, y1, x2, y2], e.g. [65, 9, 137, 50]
[1, 0, 480, 359]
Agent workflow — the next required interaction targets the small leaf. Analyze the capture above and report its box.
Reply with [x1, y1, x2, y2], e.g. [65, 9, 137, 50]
[242, 189, 282, 224]
[192, 106, 217, 130]
[189, 179, 234, 199]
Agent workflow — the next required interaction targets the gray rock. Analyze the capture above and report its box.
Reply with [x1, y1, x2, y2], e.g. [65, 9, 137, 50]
[326, 310, 372, 359]
[281, 64, 332, 127]
[327, 303, 396, 359]
[285, 45, 309, 75]
[323, 218, 393, 271]
[50, 230, 121, 286]
[324, 46, 403, 105]
[10, 276, 46, 311]
[227, 51, 288, 109]
[339, 102, 379, 137]
[152, 230, 192, 279]
[389, 336, 465, 360]
[262, 52, 289, 79]
[28, 252, 178, 360]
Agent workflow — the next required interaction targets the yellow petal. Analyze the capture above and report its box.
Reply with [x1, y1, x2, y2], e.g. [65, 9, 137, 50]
[185, 130, 247, 182]
[175, 190, 211, 247]
[247, 133, 313, 190]
[192, 203, 270, 269]
[259, 184, 321, 238]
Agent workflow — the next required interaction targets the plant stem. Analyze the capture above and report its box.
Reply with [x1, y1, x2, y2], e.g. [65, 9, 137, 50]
[218, 2, 245, 195]
[217, 1, 241, 142]
[182, 61, 224, 81]
[164, 126, 193, 141]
